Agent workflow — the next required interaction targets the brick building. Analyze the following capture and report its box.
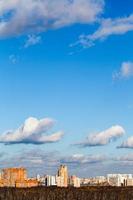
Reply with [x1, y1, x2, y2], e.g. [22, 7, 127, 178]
[0, 168, 38, 188]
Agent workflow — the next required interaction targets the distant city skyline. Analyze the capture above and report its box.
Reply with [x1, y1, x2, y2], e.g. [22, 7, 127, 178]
[0, 0, 133, 177]
[1, 165, 133, 187]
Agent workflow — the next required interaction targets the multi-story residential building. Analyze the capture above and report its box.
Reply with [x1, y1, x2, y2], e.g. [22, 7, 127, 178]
[2, 168, 27, 187]
[126, 178, 133, 186]
[80, 176, 107, 186]
[69, 175, 80, 188]
[56, 175, 65, 187]
[57, 165, 68, 187]
[80, 178, 91, 186]
[107, 174, 132, 186]
[16, 178, 39, 188]
[0, 168, 38, 188]
[45, 175, 56, 186]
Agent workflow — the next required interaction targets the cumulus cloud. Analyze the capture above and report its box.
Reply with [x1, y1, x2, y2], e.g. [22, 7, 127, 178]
[0, 117, 63, 145]
[0, 0, 104, 37]
[73, 14, 133, 48]
[113, 62, 133, 80]
[24, 35, 41, 48]
[118, 136, 133, 148]
[77, 125, 125, 147]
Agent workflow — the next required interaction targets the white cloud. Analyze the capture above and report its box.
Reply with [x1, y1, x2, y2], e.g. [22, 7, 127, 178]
[118, 136, 133, 148]
[0, 0, 104, 37]
[0, 117, 64, 144]
[0, 150, 108, 176]
[77, 125, 125, 147]
[0, 149, 61, 176]
[24, 35, 41, 48]
[115, 154, 133, 162]
[113, 62, 133, 80]
[73, 14, 133, 48]
[61, 154, 107, 165]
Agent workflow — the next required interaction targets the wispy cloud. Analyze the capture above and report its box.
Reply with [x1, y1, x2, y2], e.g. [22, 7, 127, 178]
[9, 54, 18, 64]
[2, 149, 133, 176]
[0, 0, 104, 38]
[61, 154, 107, 165]
[115, 154, 133, 163]
[0, 117, 64, 145]
[118, 136, 133, 148]
[0, 150, 108, 176]
[113, 62, 133, 80]
[72, 14, 133, 48]
[24, 35, 41, 48]
[76, 125, 125, 147]
[0, 149, 61, 176]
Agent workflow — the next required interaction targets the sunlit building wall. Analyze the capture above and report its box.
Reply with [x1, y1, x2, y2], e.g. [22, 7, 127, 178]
[69, 176, 80, 188]
[45, 175, 56, 186]
[107, 174, 132, 186]
[56, 176, 64, 187]
[2, 168, 27, 187]
[57, 165, 68, 187]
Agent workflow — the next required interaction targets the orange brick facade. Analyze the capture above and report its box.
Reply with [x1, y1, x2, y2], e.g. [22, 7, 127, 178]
[0, 168, 38, 188]
[16, 179, 39, 188]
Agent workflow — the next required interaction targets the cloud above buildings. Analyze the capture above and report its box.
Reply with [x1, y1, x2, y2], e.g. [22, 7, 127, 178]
[61, 154, 107, 165]
[0, 0, 104, 38]
[113, 62, 133, 80]
[76, 125, 125, 147]
[0, 117, 63, 145]
[72, 14, 133, 48]
[0, 149, 61, 176]
[0, 149, 107, 176]
[2, 149, 133, 177]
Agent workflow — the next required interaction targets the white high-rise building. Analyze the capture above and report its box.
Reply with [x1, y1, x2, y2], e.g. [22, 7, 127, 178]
[107, 174, 132, 186]
[45, 175, 56, 186]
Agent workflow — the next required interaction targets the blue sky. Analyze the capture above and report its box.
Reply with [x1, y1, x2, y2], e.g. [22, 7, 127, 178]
[0, 0, 133, 177]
